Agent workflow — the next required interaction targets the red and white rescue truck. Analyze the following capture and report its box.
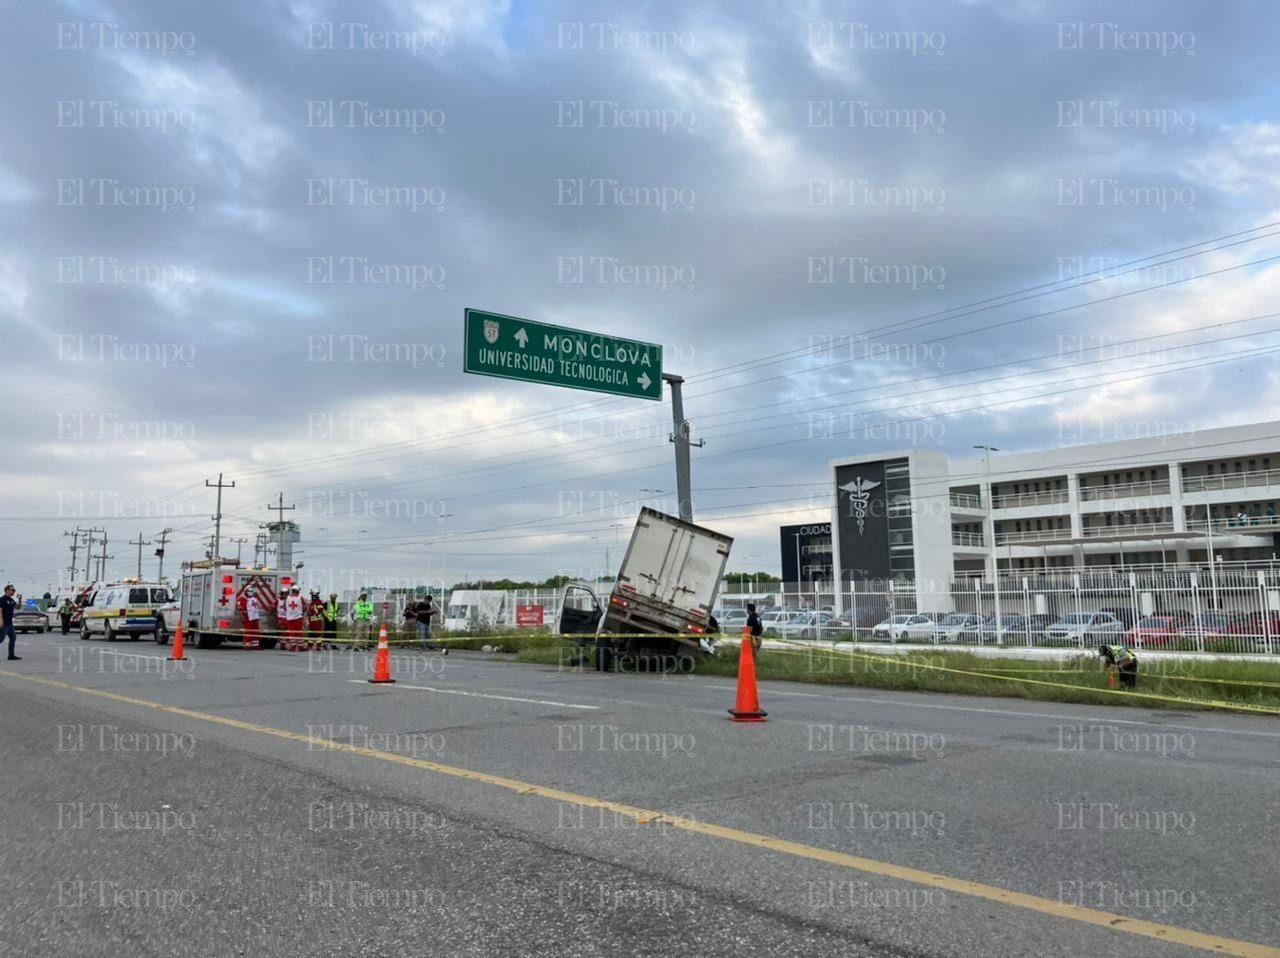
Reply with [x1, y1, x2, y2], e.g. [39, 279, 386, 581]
[179, 561, 291, 649]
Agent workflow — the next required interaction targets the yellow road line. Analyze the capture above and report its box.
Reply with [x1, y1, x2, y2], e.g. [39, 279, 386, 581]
[2, 669, 1277, 957]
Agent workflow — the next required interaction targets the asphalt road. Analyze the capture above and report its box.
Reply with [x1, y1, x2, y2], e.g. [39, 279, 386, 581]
[1, 632, 1277, 958]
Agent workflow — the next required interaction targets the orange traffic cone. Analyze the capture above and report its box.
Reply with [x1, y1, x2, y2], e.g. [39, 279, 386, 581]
[368, 624, 395, 684]
[168, 621, 186, 662]
[728, 628, 766, 722]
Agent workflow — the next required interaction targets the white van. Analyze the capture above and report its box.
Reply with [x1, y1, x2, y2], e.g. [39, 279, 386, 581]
[80, 580, 173, 641]
[444, 590, 511, 633]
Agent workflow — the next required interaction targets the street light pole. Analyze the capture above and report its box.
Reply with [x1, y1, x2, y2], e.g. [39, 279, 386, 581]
[975, 445, 1002, 637]
[1205, 507, 1220, 608]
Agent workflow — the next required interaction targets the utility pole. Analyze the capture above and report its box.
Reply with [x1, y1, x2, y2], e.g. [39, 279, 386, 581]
[975, 445, 1002, 639]
[63, 529, 83, 579]
[228, 537, 248, 563]
[154, 528, 172, 582]
[94, 531, 113, 582]
[79, 527, 103, 581]
[267, 493, 295, 570]
[129, 532, 151, 579]
[663, 373, 703, 523]
[205, 473, 235, 566]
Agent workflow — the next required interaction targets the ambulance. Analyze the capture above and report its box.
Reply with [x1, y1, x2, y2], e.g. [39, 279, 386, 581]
[79, 579, 174, 641]
[178, 562, 290, 649]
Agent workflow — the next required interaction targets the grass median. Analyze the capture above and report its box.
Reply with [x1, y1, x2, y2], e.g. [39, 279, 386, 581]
[458, 634, 1280, 713]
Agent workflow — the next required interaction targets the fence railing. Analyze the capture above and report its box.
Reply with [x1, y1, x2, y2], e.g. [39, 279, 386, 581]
[949, 492, 983, 509]
[1181, 467, 1280, 494]
[1186, 515, 1280, 533]
[722, 570, 1280, 655]
[1080, 521, 1175, 538]
[1079, 479, 1171, 502]
[996, 527, 1074, 544]
[951, 531, 985, 548]
[992, 489, 1070, 510]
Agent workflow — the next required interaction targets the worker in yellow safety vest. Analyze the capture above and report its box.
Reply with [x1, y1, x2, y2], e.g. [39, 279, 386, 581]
[1099, 644, 1138, 688]
[353, 592, 375, 648]
[323, 593, 340, 645]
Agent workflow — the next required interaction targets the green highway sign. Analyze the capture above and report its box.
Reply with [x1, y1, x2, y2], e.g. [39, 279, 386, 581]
[463, 308, 663, 401]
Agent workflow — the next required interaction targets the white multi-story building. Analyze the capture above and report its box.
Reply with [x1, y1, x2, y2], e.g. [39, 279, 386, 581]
[830, 420, 1280, 599]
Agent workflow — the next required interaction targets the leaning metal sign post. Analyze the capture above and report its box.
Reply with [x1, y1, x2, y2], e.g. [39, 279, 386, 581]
[463, 308, 699, 520]
[463, 307, 662, 401]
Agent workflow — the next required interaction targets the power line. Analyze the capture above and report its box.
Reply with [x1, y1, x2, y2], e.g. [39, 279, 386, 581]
[203, 222, 1280, 485]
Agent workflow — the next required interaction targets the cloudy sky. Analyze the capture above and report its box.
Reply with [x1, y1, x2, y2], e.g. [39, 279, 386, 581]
[3, 0, 1280, 594]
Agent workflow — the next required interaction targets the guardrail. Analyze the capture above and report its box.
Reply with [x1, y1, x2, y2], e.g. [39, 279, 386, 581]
[951, 531, 985, 547]
[949, 492, 983, 509]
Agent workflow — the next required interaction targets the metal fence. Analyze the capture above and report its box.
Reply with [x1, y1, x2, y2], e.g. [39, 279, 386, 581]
[718, 569, 1280, 655]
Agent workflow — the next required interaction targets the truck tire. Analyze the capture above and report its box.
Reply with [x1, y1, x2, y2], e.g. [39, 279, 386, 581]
[259, 637, 278, 650]
[80, 621, 90, 640]
[155, 617, 169, 645]
[104, 621, 116, 642]
[195, 632, 221, 650]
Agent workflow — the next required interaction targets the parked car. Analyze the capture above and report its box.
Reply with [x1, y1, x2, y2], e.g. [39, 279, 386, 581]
[933, 613, 987, 643]
[793, 611, 845, 639]
[1224, 612, 1280, 651]
[1099, 607, 1137, 630]
[14, 603, 48, 634]
[1178, 610, 1248, 642]
[1125, 615, 1183, 649]
[1023, 614, 1058, 642]
[871, 613, 937, 642]
[972, 614, 1034, 642]
[762, 611, 807, 637]
[1043, 611, 1124, 645]
[718, 609, 749, 630]
[847, 607, 890, 630]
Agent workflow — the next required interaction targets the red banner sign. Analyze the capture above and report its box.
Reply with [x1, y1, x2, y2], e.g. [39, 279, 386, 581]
[515, 604, 544, 628]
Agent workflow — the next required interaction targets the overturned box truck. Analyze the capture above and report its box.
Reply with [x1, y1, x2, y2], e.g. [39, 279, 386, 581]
[557, 508, 733, 671]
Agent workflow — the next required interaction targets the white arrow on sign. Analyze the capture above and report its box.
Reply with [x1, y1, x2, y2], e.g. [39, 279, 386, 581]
[514, 328, 529, 348]
[638, 372, 651, 390]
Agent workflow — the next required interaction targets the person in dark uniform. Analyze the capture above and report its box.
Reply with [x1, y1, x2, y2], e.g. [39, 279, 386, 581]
[58, 598, 74, 635]
[1, 585, 19, 660]
[1099, 644, 1138, 688]
[745, 603, 763, 654]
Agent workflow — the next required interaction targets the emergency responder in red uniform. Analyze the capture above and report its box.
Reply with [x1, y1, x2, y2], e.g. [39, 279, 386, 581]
[306, 591, 325, 647]
[283, 587, 306, 650]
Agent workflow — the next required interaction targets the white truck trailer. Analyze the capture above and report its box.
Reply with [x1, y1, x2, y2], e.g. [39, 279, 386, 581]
[557, 508, 733, 671]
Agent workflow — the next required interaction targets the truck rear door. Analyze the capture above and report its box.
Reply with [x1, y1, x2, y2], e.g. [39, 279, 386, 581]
[622, 511, 731, 620]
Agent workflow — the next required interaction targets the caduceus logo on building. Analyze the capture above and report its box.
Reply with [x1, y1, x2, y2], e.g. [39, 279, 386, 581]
[838, 477, 881, 536]
[483, 319, 500, 344]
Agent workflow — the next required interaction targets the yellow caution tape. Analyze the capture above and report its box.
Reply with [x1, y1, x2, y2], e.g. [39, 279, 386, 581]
[765, 641, 1280, 715]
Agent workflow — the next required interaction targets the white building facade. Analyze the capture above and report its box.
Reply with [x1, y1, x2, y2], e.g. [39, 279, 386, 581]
[830, 420, 1280, 609]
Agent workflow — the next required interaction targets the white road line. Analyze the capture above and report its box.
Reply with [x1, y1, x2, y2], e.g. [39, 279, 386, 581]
[347, 680, 599, 710]
[697, 683, 1280, 739]
[92, 649, 172, 662]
